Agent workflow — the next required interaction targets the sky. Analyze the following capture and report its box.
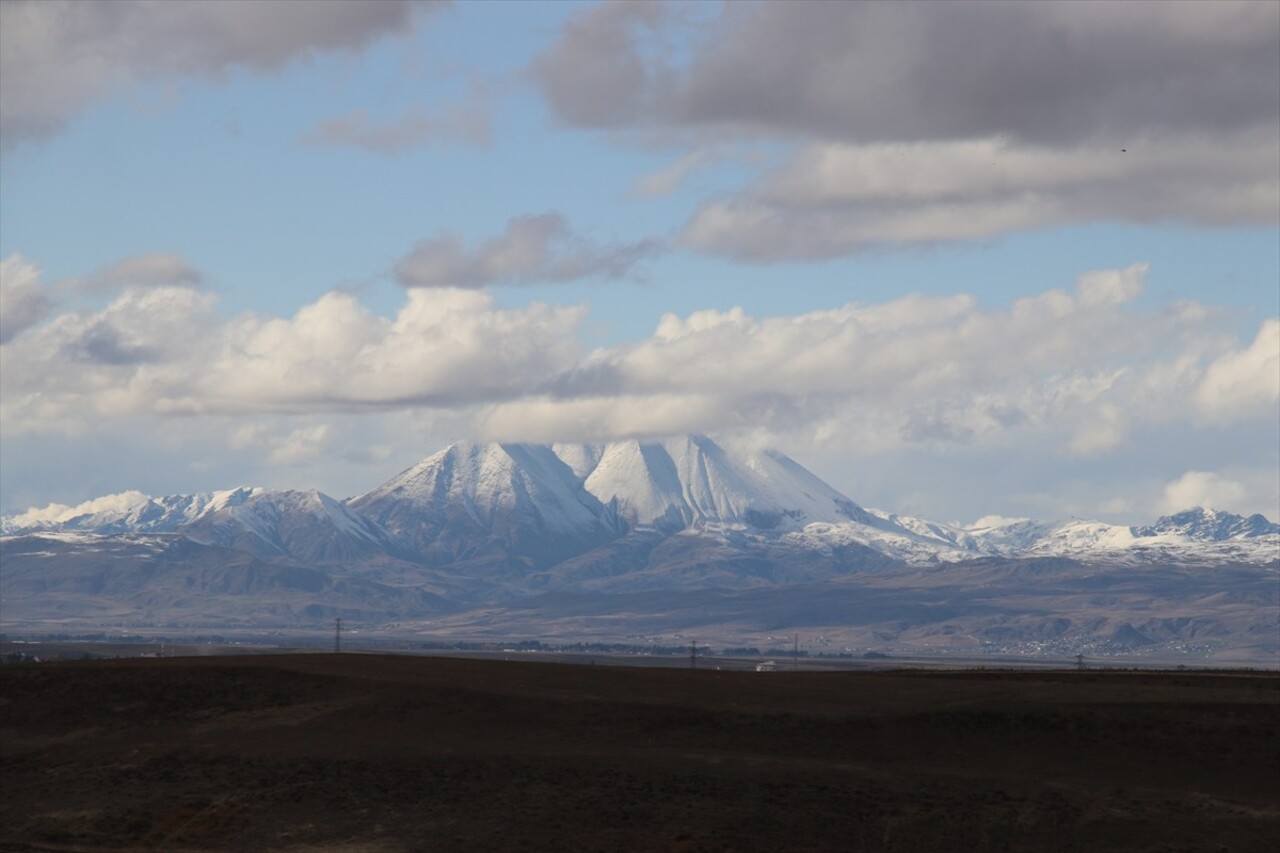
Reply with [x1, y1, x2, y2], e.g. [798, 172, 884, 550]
[1, 0, 1277, 526]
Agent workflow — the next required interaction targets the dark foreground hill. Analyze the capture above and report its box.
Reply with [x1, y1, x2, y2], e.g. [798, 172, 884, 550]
[1, 655, 1277, 853]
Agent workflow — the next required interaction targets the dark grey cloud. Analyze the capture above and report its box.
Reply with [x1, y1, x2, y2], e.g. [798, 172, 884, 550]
[395, 213, 660, 288]
[534, 1, 1279, 145]
[529, 1, 664, 130]
[0, 0, 443, 148]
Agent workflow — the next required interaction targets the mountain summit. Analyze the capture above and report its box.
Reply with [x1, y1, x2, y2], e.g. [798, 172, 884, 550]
[555, 434, 866, 532]
[1135, 507, 1280, 541]
[348, 441, 624, 569]
[181, 488, 407, 564]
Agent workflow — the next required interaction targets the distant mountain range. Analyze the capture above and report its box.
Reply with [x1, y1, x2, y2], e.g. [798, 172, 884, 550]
[3, 435, 1277, 663]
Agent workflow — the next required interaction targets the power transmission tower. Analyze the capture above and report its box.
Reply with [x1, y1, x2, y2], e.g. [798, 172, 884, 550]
[689, 639, 697, 670]
[1076, 653, 1084, 671]
[334, 618, 342, 654]
[793, 634, 799, 670]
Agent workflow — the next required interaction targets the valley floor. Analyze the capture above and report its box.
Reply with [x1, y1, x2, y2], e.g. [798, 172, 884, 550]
[1, 655, 1277, 852]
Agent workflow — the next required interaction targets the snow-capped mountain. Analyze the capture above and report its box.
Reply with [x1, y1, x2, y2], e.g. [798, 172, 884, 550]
[968, 511, 1280, 564]
[3, 435, 1276, 661]
[1135, 508, 1280, 541]
[4, 436, 1275, 568]
[820, 508, 1280, 565]
[181, 488, 408, 564]
[873, 513, 1056, 556]
[555, 434, 870, 532]
[347, 441, 624, 569]
[0, 487, 265, 536]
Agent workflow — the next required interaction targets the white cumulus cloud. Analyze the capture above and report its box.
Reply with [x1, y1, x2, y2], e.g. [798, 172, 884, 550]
[0, 271, 587, 427]
[1160, 471, 1249, 514]
[1194, 318, 1280, 420]
[3, 254, 1277, 524]
[7, 490, 151, 528]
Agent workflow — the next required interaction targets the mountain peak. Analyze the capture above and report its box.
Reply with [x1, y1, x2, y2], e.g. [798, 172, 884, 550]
[179, 487, 405, 563]
[553, 434, 864, 532]
[1135, 507, 1279, 541]
[347, 440, 621, 567]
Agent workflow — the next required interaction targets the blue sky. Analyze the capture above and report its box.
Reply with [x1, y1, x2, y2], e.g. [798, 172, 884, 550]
[2, 0, 1277, 525]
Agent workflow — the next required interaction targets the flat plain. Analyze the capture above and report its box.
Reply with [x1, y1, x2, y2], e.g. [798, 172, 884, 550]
[1, 654, 1277, 852]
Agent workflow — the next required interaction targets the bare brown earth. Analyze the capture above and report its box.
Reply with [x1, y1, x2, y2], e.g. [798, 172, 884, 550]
[1, 655, 1277, 852]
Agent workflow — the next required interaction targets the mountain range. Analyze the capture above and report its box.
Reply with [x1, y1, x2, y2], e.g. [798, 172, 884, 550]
[2, 435, 1277, 664]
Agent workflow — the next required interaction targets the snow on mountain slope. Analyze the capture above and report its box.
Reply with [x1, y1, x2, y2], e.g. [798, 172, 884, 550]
[960, 517, 1061, 555]
[4, 436, 1276, 572]
[557, 434, 872, 532]
[1135, 508, 1280, 541]
[1016, 511, 1280, 566]
[1007, 508, 1279, 560]
[551, 443, 605, 481]
[1023, 520, 1141, 555]
[0, 488, 265, 536]
[791, 506, 1279, 566]
[867, 512, 1058, 556]
[181, 489, 407, 564]
[857, 513, 1134, 560]
[782, 521, 969, 565]
[347, 442, 623, 567]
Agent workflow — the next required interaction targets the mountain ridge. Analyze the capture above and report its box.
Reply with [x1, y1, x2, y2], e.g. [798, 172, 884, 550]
[3, 436, 1276, 662]
[4, 437, 1276, 564]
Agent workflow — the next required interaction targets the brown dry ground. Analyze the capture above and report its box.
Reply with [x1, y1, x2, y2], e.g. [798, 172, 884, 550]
[1, 654, 1277, 852]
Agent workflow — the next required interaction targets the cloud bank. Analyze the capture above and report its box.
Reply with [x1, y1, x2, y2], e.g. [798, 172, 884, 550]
[532, 1, 1280, 259]
[681, 134, 1278, 261]
[4, 252, 1276, 521]
[4, 255, 1274, 457]
[534, 1, 1279, 143]
[0, 261, 585, 423]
